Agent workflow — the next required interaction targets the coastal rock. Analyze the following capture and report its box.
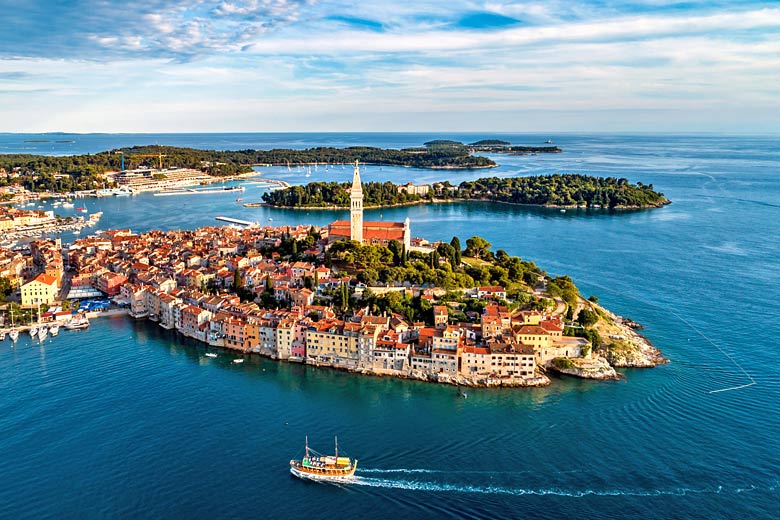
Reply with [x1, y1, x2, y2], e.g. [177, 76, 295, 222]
[592, 304, 668, 368]
[549, 355, 618, 380]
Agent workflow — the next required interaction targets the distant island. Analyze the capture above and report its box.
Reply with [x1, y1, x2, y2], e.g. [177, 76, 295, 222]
[261, 174, 671, 210]
[0, 141, 567, 193]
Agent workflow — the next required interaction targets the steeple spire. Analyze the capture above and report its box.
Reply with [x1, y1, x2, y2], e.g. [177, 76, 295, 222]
[351, 159, 362, 192]
[350, 160, 364, 243]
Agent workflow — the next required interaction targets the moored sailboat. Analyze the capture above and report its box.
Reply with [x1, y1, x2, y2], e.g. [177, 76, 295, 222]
[290, 437, 358, 481]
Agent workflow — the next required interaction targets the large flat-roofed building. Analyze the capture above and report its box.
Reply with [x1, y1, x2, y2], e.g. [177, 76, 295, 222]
[328, 161, 411, 250]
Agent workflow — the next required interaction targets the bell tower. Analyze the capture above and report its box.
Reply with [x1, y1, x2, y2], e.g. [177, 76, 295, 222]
[350, 160, 363, 243]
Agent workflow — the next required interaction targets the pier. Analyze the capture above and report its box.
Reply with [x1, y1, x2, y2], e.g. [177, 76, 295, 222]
[215, 216, 257, 227]
[154, 186, 245, 197]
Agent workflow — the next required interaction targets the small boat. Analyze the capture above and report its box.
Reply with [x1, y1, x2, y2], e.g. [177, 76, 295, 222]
[236, 198, 243, 203]
[9, 329, 19, 342]
[0, 331, 5, 341]
[64, 316, 90, 330]
[29, 326, 38, 338]
[205, 352, 218, 358]
[545, 139, 553, 144]
[62, 202, 74, 208]
[39, 327, 48, 340]
[267, 217, 273, 221]
[560, 209, 566, 213]
[75, 207, 85, 211]
[232, 358, 244, 364]
[49, 324, 60, 336]
[290, 437, 357, 481]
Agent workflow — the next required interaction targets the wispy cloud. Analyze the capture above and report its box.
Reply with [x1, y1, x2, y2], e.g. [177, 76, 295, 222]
[0, 0, 778, 132]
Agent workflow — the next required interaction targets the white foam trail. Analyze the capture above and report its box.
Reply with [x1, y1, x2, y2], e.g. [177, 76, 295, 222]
[351, 476, 727, 498]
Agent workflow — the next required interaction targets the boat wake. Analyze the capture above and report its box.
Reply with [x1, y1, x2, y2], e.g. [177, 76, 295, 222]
[351, 475, 778, 498]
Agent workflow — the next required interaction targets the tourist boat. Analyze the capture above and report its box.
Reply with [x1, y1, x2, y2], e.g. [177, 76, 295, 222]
[205, 352, 218, 358]
[49, 324, 60, 336]
[39, 327, 48, 340]
[64, 316, 90, 330]
[9, 329, 19, 342]
[29, 326, 38, 338]
[290, 437, 358, 481]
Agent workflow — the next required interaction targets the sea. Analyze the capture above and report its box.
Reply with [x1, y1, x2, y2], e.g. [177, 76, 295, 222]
[0, 133, 778, 519]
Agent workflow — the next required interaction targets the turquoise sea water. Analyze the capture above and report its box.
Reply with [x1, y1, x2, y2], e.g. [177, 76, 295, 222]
[0, 133, 778, 519]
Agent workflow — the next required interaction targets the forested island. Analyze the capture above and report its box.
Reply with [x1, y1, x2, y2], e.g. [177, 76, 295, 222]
[0, 142, 499, 192]
[261, 174, 670, 209]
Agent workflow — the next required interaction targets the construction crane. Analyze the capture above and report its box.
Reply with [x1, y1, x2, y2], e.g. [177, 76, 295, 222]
[114, 149, 168, 170]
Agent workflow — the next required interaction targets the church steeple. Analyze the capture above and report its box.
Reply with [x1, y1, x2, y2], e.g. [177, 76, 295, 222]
[350, 160, 363, 243]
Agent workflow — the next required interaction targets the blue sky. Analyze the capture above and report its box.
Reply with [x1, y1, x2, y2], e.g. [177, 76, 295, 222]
[0, 0, 778, 132]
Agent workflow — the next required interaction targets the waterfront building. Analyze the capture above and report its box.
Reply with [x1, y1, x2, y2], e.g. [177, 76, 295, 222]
[180, 305, 212, 342]
[20, 273, 58, 306]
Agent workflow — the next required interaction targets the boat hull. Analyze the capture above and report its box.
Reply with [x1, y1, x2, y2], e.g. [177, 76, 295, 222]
[289, 463, 357, 482]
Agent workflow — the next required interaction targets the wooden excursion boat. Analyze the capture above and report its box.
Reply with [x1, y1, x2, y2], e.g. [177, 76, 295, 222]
[290, 437, 357, 481]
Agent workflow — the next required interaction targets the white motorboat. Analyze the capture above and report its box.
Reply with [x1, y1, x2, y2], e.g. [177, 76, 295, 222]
[9, 329, 19, 342]
[0, 331, 5, 341]
[39, 327, 48, 340]
[29, 326, 38, 338]
[233, 358, 244, 364]
[64, 316, 90, 330]
[205, 352, 218, 358]
[49, 324, 60, 336]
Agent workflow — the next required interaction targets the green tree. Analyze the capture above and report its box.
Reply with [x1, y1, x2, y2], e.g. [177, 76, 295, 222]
[0, 276, 13, 300]
[387, 240, 403, 266]
[464, 236, 491, 259]
[578, 309, 599, 327]
[450, 236, 462, 264]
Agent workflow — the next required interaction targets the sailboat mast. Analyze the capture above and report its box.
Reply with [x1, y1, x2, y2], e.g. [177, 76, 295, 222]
[335, 436, 338, 460]
[305, 436, 309, 459]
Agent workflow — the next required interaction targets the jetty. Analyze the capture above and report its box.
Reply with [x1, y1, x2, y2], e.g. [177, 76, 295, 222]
[215, 216, 256, 227]
[154, 186, 245, 197]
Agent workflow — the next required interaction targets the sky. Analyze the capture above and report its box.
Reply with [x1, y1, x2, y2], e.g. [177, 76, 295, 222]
[0, 0, 778, 133]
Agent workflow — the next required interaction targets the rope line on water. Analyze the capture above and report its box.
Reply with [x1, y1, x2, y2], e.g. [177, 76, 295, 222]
[576, 278, 756, 394]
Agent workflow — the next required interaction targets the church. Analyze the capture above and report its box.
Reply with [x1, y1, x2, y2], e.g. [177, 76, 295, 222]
[328, 161, 411, 250]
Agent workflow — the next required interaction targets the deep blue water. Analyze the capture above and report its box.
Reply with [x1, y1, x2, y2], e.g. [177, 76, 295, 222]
[1, 133, 778, 519]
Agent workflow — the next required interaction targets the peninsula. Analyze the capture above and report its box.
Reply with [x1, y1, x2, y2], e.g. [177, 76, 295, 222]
[261, 174, 671, 210]
[1, 162, 664, 388]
